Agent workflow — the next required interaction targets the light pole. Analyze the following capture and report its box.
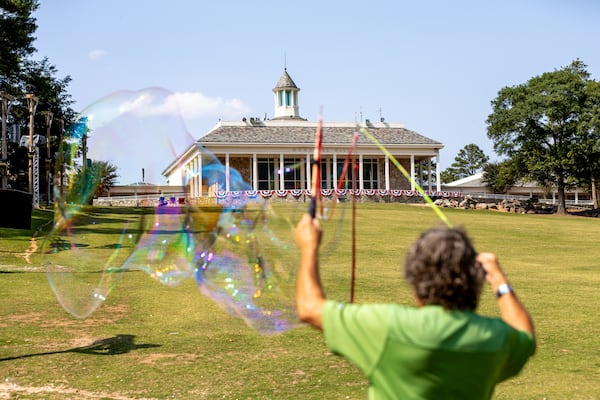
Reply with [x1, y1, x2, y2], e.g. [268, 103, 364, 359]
[55, 118, 64, 198]
[25, 92, 39, 198]
[1, 91, 14, 190]
[41, 110, 53, 205]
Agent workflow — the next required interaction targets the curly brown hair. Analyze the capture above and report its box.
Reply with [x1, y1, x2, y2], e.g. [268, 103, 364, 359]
[404, 227, 484, 311]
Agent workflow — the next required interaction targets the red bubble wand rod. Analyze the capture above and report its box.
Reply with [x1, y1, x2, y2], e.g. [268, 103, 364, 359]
[309, 112, 323, 218]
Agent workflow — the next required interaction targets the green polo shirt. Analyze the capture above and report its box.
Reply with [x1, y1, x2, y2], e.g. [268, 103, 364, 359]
[323, 301, 535, 400]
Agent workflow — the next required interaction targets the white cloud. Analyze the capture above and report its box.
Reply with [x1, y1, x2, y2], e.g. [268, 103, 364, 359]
[82, 88, 253, 184]
[88, 48, 107, 60]
[111, 90, 251, 121]
[173, 91, 252, 120]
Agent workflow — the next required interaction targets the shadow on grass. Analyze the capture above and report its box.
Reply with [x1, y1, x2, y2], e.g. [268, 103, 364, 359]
[0, 334, 160, 361]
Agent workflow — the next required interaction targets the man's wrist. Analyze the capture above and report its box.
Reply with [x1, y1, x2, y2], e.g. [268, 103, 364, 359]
[496, 283, 514, 298]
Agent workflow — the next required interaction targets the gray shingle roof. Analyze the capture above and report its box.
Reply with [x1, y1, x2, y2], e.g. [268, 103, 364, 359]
[199, 124, 441, 146]
[274, 69, 298, 89]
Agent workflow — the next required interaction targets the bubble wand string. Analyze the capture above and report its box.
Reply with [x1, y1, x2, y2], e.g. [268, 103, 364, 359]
[309, 112, 323, 218]
[324, 131, 359, 221]
[359, 127, 453, 228]
[350, 132, 358, 303]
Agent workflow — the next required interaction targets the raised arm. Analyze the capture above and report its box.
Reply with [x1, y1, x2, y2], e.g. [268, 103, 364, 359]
[294, 213, 325, 330]
[477, 252, 536, 343]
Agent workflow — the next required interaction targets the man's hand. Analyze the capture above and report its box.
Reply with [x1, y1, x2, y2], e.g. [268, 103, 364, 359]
[477, 252, 508, 293]
[295, 213, 322, 253]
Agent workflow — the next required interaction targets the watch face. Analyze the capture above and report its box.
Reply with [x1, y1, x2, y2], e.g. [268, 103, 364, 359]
[497, 284, 512, 298]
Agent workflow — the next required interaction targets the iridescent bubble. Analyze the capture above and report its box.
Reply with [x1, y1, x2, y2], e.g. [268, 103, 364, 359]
[191, 199, 299, 334]
[41, 88, 306, 333]
[43, 87, 195, 318]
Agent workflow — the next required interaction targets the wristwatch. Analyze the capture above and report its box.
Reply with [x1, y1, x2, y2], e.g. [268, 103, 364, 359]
[496, 283, 513, 298]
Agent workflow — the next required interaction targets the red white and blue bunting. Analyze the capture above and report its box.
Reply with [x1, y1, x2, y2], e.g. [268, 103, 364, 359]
[215, 189, 462, 200]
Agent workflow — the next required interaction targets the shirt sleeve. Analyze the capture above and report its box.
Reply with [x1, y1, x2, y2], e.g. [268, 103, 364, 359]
[497, 328, 536, 381]
[322, 300, 392, 377]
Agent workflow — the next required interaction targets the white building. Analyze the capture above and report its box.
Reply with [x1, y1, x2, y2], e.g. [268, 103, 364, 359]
[444, 172, 593, 205]
[163, 69, 447, 201]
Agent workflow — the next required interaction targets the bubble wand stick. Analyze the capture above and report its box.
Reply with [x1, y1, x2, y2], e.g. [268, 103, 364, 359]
[309, 112, 323, 218]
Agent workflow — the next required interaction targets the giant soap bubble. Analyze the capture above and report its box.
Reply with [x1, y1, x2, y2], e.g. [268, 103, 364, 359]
[41, 88, 304, 334]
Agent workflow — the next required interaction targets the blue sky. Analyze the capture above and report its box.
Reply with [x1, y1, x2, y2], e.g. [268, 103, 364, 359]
[32, 1, 600, 184]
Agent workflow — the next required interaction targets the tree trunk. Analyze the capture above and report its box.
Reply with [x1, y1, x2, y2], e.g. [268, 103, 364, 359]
[592, 176, 598, 209]
[556, 181, 567, 215]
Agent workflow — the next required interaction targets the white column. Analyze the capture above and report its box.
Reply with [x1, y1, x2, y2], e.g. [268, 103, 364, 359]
[385, 155, 390, 190]
[192, 158, 197, 197]
[252, 153, 258, 190]
[435, 152, 441, 192]
[300, 155, 306, 190]
[191, 158, 196, 198]
[410, 154, 415, 191]
[306, 152, 311, 190]
[333, 153, 338, 189]
[359, 154, 364, 191]
[225, 152, 230, 192]
[198, 153, 203, 197]
[186, 161, 193, 198]
[325, 157, 331, 189]
[279, 153, 285, 190]
[428, 159, 433, 192]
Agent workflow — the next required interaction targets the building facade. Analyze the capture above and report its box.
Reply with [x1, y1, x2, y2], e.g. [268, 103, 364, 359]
[163, 69, 447, 201]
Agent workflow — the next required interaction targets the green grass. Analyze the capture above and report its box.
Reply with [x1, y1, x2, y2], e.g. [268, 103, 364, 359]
[1, 204, 599, 399]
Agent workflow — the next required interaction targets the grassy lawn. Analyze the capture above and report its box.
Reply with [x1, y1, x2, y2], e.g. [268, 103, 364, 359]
[1, 203, 599, 399]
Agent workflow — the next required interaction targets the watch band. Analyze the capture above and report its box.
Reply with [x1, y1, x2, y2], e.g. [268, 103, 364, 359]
[496, 283, 513, 298]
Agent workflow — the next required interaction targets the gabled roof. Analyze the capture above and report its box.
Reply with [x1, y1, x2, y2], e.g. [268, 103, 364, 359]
[198, 121, 442, 146]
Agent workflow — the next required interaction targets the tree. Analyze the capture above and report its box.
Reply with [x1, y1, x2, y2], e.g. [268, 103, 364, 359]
[416, 159, 438, 188]
[1, 0, 76, 194]
[440, 144, 489, 183]
[19, 58, 76, 194]
[67, 160, 119, 205]
[569, 79, 600, 207]
[93, 160, 119, 197]
[482, 160, 520, 194]
[0, 0, 38, 79]
[486, 59, 600, 214]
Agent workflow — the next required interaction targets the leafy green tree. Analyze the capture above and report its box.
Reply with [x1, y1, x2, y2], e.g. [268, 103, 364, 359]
[486, 59, 600, 214]
[0, 0, 38, 79]
[19, 58, 76, 193]
[1, 0, 76, 194]
[440, 144, 489, 183]
[482, 160, 521, 194]
[569, 79, 600, 207]
[416, 159, 438, 188]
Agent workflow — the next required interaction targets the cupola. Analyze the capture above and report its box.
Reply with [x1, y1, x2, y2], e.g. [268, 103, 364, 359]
[272, 69, 302, 120]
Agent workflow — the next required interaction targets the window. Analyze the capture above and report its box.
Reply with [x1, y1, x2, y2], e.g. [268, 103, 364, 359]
[283, 158, 302, 189]
[285, 90, 292, 106]
[257, 158, 303, 190]
[257, 158, 276, 190]
[362, 158, 379, 189]
[334, 158, 360, 190]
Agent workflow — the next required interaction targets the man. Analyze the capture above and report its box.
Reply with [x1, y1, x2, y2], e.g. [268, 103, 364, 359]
[294, 213, 535, 399]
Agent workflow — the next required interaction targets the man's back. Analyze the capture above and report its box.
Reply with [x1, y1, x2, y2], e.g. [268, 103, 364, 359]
[323, 302, 535, 400]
